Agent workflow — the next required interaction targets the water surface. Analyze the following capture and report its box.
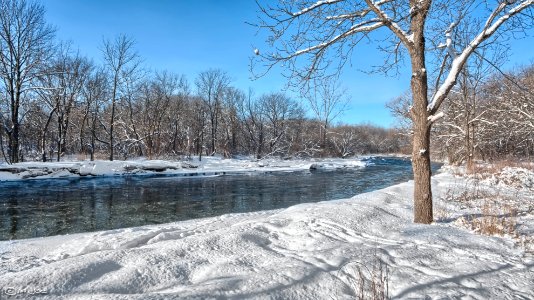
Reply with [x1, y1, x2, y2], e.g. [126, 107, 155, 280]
[0, 157, 440, 240]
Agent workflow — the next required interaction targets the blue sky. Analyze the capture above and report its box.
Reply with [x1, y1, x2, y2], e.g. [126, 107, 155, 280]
[42, 0, 533, 127]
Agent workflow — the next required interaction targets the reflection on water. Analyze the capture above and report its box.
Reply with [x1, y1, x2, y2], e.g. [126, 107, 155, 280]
[0, 157, 440, 240]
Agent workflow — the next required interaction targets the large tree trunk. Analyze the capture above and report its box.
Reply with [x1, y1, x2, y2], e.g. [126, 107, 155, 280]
[412, 120, 433, 224]
[410, 2, 433, 224]
[411, 83, 433, 223]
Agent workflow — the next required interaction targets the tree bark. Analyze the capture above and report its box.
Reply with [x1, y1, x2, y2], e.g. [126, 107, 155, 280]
[412, 120, 433, 224]
[410, 0, 433, 224]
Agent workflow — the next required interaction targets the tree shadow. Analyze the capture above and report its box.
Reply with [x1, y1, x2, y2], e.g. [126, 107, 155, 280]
[393, 262, 534, 299]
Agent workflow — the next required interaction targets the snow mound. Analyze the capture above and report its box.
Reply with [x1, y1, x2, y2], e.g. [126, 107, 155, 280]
[309, 160, 366, 170]
[482, 167, 534, 190]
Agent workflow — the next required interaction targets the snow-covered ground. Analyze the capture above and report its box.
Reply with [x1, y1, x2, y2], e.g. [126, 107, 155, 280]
[0, 156, 366, 181]
[0, 159, 533, 299]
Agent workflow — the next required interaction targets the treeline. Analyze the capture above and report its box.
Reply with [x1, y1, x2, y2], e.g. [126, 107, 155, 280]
[8, 65, 405, 162]
[434, 65, 534, 164]
[389, 64, 534, 165]
[0, 0, 405, 163]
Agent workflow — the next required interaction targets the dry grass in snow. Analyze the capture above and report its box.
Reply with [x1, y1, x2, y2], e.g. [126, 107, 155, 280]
[438, 162, 534, 253]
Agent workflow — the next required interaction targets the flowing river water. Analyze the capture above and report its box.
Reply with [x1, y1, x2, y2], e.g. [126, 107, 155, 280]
[0, 156, 441, 240]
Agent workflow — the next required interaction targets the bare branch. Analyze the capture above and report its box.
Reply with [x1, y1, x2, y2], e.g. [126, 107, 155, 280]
[428, 0, 534, 114]
[291, 0, 343, 17]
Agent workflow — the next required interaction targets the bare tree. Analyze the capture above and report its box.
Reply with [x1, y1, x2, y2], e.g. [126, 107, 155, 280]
[238, 89, 266, 159]
[259, 92, 303, 156]
[479, 65, 534, 158]
[189, 96, 208, 160]
[165, 74, 190, 156]
[499, 67, 534, 156]
[132, 71, 181, 158]
[53, 46, 92, 161]
[117, 68, 144, 158]
[303, 77, 349, 150]
[430, 19, 508, 169]
[101, 34, 140, 161]
[195, 69, 231, 155]
[0, 0, 55, 163]
[254, 0, 534, 224]
[81, 69, 108, 161]
[386, 91, 413, 132]
[221, 87, 244, 157]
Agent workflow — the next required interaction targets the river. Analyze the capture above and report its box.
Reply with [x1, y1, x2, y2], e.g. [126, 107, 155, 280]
[0, 156, 441, 240]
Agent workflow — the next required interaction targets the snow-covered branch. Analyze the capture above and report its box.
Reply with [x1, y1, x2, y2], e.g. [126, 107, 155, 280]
[363, 0, 413, 47]
[325, 11, 370, 20]
[427, 111, 444, 124]
[290, 0, 343, 17]
[288, 19, 385, 59]
[428, 0, 534, 114]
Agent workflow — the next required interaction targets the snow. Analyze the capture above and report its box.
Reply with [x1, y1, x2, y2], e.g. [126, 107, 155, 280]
[291, 0, 342, 17]
[407, 32, 414, 43]
[0, 156, 366, 181]
[427, 111, 444, 123]
[482, 167, 534, 189]
[0, 159, 533, 299]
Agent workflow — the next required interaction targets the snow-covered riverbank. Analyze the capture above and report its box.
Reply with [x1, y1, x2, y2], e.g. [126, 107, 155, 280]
[0, 163, 532, 299]
[0, 156, 367, 181]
